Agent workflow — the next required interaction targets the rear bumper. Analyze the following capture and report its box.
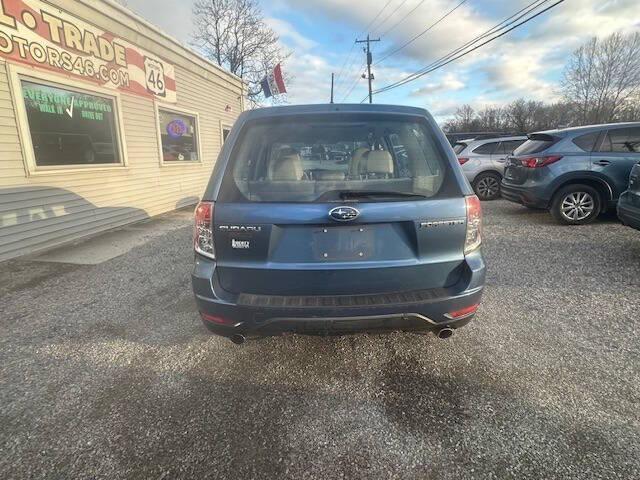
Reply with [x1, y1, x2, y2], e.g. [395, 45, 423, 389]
[500, 182, 549, 209]
[618, 193, 640, 231]
[191, 250, 486, 338]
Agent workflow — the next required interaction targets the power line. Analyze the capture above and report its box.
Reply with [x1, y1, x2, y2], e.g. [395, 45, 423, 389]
[334, 0, 394, 98]
[375, 0, 553, 93]
[334, 42, 361, 97]
[363, 0, 394, 33]
[334, 42, 357, 86]
[374, 0, 469, 67]
[371, 0, 563, 98]
[375, 0, 544, 99]
[381, 0, 428, 37]
[371, 0, 410, 37]
[407, 0, 549, 72]
[376, 0, 550, 89]
[335, 45, 365, 98]
[340, 63, 368, 103]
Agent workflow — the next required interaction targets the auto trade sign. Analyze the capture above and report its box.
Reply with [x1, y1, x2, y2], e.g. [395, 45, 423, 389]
[0, 0, 177, 102]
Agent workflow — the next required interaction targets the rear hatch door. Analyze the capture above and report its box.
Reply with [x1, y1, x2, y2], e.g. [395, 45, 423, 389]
[504, 133, 560, 184]
[212, 112, 469, 297]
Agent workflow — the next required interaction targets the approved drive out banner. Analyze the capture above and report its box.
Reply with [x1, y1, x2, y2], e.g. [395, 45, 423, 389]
[0, 0, 177, 102]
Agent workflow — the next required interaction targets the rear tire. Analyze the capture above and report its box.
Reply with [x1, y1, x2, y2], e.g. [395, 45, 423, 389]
[551, 184, 601, 225]
[473, 172, 502, 201]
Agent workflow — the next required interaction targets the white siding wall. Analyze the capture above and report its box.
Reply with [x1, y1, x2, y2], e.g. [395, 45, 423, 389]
[0, 2, 242, 261]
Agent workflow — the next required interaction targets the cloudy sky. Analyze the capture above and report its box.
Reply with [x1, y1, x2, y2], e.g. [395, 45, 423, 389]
[123, 0, 639, 120]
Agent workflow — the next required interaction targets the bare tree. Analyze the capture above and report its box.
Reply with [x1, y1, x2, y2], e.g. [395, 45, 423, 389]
[443, 100, 578, 134]
[456, 105, 476, 128]
[191, 0, 289, 106]
[562, 32, 640, 124]
[443, 105, 480, 132]
[503, 99, 545, 133]
[537, 101, 576, 129]
[617, 98, 640, 122]
[477, 106, 505, 132]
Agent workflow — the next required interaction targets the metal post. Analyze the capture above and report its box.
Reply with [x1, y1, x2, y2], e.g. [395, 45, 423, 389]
[330, 72, 334, 104]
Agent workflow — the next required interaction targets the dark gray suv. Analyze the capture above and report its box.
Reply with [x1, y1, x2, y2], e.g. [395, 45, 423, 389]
[502, 123, 640, 224]
[191, 104, 486, 343]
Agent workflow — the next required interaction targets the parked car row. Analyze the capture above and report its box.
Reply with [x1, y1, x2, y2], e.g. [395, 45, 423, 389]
[453, 122, 640, 231]
[192, 107, 638, 344]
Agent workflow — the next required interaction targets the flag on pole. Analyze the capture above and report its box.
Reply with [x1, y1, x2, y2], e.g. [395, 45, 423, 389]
[260, 63, 287, 98]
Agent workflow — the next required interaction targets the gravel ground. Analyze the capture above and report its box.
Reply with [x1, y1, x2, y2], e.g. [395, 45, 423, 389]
[1, 200, 639, 479]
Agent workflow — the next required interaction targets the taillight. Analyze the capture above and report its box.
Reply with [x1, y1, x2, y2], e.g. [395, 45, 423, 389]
[520, 155, 563, 168]
[464, 195, 482, 255]
[200, 312, 234, 325]
[194, 201, 215, 259]
[458, 157, 469, 165]
[445, 303, 480, 319]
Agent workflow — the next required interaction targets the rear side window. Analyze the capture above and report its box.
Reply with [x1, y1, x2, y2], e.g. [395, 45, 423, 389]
[514, 134, 559, 155]
[473, 142, 499, 154]
[453, 142, 467, 154]
[219, 114, 458, 202]
[498, 140, 525, 154]
[572, 132, 600, 152]
[598, 127, 640, 153]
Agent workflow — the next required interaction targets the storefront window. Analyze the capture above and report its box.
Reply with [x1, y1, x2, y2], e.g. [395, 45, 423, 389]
[21, 81, 121, 166]
[159, 109, 199, 162]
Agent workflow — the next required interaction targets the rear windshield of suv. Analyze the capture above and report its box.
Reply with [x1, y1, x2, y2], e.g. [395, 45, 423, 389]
[218, 114, 458, 202]
[513, 133, 559, 155]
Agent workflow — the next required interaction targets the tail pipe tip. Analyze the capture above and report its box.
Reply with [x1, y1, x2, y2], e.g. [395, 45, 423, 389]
[436, 327, 454, 339]
[230, 334, 246, 345]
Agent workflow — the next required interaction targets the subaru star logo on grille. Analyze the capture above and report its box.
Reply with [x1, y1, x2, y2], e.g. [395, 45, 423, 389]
[329, 206, 360, 222]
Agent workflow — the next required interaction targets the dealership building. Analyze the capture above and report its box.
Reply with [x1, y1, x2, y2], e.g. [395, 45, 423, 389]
[0, 0, 243, 261]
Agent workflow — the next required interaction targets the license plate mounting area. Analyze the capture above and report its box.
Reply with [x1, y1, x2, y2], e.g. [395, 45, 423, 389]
[312, 226, 375, 261]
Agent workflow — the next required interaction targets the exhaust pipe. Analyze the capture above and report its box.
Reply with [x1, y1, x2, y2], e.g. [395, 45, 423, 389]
[436, 327, 454, 339]
[230, 334, 246, 345]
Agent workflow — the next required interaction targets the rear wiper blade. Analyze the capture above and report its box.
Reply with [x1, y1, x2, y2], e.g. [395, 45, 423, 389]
[339, 190, 427, 199]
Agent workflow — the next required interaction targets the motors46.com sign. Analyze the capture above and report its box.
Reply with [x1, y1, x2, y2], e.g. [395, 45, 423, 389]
[0, 0, 177, 102]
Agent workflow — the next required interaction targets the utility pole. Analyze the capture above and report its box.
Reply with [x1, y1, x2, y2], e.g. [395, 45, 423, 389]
[355, 34, 380, 103]
[330, 73, 334, 104]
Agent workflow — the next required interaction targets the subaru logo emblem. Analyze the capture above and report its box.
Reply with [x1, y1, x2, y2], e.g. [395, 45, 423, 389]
[329, 206, 360, 222]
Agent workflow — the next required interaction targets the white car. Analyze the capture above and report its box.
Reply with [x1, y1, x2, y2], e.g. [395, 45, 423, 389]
[454, 136, 527, 200]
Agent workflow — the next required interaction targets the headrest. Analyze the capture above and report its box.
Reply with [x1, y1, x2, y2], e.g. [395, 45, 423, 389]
[352, 147, 369, 160]
[365, 150, 393, 174]
[350, 147, 370, 175]
[270, 153, 303, 181]
[315, 170, 345, 181]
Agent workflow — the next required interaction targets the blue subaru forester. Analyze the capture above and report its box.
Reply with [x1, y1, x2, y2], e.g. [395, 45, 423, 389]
[191, 104, 485, 344]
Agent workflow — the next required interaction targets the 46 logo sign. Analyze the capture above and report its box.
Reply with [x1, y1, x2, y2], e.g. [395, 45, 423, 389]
[144, 57, 166, 97]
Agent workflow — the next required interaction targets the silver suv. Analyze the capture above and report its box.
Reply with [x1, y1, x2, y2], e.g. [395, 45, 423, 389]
[454, 136, 527, 200]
